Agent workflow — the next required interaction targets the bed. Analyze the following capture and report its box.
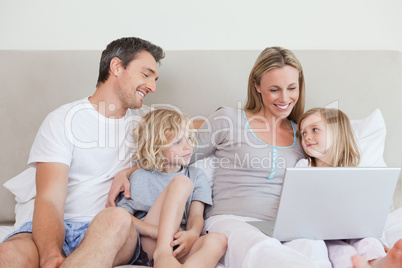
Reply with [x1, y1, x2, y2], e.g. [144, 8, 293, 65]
[1, 50, 401, 267]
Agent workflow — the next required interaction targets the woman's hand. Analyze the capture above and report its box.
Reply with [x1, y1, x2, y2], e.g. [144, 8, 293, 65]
[171, 229, 199, 260]
[106, 166, 138, 207]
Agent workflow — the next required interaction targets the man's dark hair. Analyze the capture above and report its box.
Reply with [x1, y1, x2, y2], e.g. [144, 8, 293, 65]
[96, 37, 165, 87]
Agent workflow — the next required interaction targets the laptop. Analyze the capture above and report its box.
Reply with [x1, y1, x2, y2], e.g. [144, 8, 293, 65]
[248, 167, 401, 242]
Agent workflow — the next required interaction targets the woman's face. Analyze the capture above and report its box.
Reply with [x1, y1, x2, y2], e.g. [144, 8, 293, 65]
[254, 65, 299, 120]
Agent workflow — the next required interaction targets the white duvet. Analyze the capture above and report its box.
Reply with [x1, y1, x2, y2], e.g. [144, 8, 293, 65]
[1, 208, 402, 268]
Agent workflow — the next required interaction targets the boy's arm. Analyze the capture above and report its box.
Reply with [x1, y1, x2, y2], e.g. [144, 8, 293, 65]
[183, 201, 204, 235]
[171, 201, 205, 259]
[33, 162, 69, 268]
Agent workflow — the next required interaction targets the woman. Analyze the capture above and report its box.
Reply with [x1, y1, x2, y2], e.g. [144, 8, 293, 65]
[190, 47, 330, 268]
[108, 47, 331, 267]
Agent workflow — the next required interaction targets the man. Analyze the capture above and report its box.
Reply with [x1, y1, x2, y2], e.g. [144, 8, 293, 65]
[0, 37, 164, 267]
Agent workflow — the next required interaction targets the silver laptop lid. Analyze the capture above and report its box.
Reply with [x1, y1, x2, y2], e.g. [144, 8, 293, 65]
[273, 167, 400, 242]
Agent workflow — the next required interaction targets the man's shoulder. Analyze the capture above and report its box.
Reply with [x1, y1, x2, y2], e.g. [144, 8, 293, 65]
[40, 97, 90, 124]
[48, 97, 90, 116]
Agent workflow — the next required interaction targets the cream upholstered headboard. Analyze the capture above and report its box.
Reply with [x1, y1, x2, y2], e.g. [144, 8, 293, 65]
[0, 50, 401, 225]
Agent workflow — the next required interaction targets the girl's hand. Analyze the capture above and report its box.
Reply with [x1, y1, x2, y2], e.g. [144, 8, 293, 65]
[106, 166, 138, 207]
[170, 229, 199, 260]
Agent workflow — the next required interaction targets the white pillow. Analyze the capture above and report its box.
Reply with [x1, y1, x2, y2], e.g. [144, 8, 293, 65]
[14, 199, 34, 228]
[350, 109, 386, 167]
[3, 167, 36, 203]
[3, 167, 36, 227]
[384, 207, 402, 248]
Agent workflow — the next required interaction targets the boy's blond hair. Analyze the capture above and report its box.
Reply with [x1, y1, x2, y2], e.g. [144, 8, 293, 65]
[298, 108, 360, 167]
[133, 108, 196, 171]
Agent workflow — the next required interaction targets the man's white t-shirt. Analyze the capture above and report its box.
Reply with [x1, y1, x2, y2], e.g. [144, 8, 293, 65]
[28, 97, 150, 223]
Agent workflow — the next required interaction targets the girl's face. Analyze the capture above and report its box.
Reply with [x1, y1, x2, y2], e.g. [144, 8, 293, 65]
[299, 112, 332, 166]
[254, 65, 299, 120]
[162, 129, 194, 173]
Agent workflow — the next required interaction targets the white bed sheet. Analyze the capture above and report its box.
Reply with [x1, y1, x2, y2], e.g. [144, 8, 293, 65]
[384, 207, 402, 248]
[1, 208, 401, 268]
[0, 226, 14, 242]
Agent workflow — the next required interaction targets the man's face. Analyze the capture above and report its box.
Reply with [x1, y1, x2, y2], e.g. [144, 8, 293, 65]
[116, 51, 159, 109]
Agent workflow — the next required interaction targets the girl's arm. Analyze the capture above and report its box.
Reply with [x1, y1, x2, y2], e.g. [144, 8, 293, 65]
[106, 165, 139, 207]
[171, 201, 205, 259]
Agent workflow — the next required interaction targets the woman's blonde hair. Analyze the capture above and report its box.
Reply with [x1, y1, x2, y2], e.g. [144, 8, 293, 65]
[298, 108, 360, 167]
[133, 108, 196, 171]
[244, 47, 306, 123]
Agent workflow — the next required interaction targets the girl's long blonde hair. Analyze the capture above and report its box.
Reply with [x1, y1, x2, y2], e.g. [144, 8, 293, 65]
[133, 108, 196, 171]
[298, 108, 360, 167]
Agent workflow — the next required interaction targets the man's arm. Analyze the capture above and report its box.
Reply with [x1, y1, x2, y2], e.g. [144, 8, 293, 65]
[106, 166, 139, 207]
[33, 162, 69, 268]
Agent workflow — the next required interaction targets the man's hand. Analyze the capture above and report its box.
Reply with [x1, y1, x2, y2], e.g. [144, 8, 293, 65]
[106, 166, 138, 207]
[171, 229, 199, 260]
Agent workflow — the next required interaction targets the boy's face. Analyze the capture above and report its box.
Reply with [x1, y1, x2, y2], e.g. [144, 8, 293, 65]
[162, 129, 194, 172]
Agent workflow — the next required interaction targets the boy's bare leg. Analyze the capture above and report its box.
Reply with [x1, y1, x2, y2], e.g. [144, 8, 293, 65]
[179, 233, 227, 268]
[352, 239, 402, 268]
[152, 175, 194, 268]
[0, 233, 40, 268]
[60, 207, 138, 268]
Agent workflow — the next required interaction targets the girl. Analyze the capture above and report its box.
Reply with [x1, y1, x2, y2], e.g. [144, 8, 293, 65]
[116, 108, 227, 268]
[297, 107, 387, 267]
